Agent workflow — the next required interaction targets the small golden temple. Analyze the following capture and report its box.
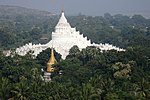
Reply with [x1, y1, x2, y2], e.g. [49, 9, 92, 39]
[44, 48, 57, 81]
[46, 48, 57, 72]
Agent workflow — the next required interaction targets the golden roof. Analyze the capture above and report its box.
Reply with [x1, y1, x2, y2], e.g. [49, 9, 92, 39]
[47, 48, 57, 72]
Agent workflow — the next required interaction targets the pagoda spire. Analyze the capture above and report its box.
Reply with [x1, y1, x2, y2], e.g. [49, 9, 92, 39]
[55, 10, 71, 30]
[46, 48, 57, 72]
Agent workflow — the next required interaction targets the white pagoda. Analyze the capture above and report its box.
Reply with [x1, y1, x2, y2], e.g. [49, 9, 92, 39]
[15, 11, 125, 59]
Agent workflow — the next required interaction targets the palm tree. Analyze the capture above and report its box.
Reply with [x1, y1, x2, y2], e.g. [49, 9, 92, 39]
[136, 78, 150, 99]
[80, 83, 100, 100]
[128, 78, 150, 99]
[0, 77, 10, 100]
[11, 77, 29, 100]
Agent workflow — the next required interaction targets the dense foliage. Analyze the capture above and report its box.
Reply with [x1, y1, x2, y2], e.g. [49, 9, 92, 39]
[0, 46, 150, 99]
[0, 5, 150, 100]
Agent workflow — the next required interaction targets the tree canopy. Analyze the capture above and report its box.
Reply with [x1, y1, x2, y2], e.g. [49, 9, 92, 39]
[0, 6, 150, 99]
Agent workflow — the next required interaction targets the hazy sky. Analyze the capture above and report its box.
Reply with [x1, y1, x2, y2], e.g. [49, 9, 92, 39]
[0, 0, 150, 17]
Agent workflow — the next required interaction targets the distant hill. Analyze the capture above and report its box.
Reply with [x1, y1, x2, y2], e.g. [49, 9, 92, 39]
[0, 5, 58, 49]
[0, 5, 54, 17]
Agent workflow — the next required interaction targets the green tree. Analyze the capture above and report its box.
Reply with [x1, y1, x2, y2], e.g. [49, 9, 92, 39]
[0, 77, 11, 100]
[80, 83, 100, 100]
[112, 62, 132, 79]
[67, 45, 80, 58]
[11, 77, 30, 100]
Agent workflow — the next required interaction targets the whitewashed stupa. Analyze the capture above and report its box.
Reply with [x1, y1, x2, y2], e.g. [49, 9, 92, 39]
[15, 11, 125, 59]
